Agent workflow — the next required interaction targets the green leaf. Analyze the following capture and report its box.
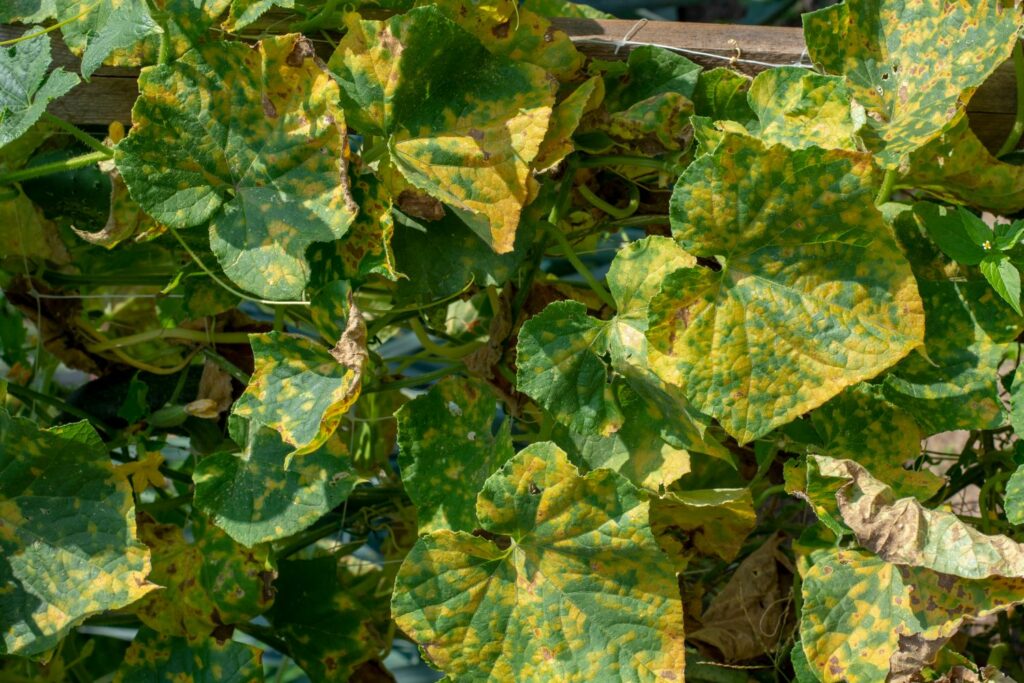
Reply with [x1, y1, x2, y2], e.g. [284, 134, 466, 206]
[115, 34, 357, 301]
[691, 67, 755, 126]
[392, 442, 685, 680]
[884, 204, 1021, 433]
[193, 422, 358, 547]
[995, 220, 1024, 252]
[268, 556, 391, 682]
[516, 300, 622, 436]
[115, 627, 263, 683]
[233, 325, 366, 455]
[328, 7, 554, 253]
[980, 254, 1023, 316]
[746, 67, 862, 150]
[116, 374, 150, 423]
[133, 514, 275, 640]
[650, 487, 756, 570]
[397, 377, 514, 534]
[648, 133, 924, 443]
[920, 204, 991, 266]
[801, 549, 1024, 683]
[0, 0, 55, 23]
[802, 0, 1022, 167]
[812, 454, 1024, 579]
[57, 0, 161, 78]
[900, 114, 1024, 216]
[0, 29, 78, 149]
[1006, 464, 1024, 526]
[0, 413, 156, 657]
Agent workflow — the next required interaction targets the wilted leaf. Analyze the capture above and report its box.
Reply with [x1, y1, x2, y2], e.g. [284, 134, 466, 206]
[268, 556, 391, 682]
[801, 548, 1024, 683]
[0, 28, 78, 149]
[690, 534, 794, 662]
[329, 6, 554, 253]
[71, 164, 156, 249]
[134, 514, 275, 640]
[233, 324, 366, 455]
[397, 377, 514, 534]
[0, 413, 155, 657]
[0, 187, 68, 262]
[392, 442, 685, 680]
[114, 627, 263, 683]
[193, 422, 357, 547]
[115, 34, 356, 300]
[648, 133, 923, 443]
[650, 488, 756, 570]
[802, 0, 1022, 167]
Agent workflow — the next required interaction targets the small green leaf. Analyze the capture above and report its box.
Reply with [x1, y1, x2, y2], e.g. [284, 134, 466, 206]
[648, 133, 924, 443]
[995, 220, 1024, 252]
[233, 325, 366, 455]
[919, 204, 990, 265]
[0, 28, 79, 149]
[0, 412, 156, 657]
[396, 377, 514, 534]
[980, 254, 1023, 316]
[115, 627, 264, 683]
[193, 422, 358, 547]
[802, 0, 1022, 166]
[134, 514, 275, 640]
[393, 442, 685, 680]
[115, 34, 357, 300]
[268, 556, 391, 682]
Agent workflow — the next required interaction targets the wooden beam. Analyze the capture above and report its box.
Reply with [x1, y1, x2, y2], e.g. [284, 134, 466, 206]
[1, 18, 1018, 149]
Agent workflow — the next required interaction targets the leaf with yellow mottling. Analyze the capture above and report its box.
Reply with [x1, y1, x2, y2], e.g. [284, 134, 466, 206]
[233, 324, 366, 455]
[133, 514, 275, 640]
[0, 412, 155, 658]
[647, 133, 924, 443]
[650, 488, 755, 571]
[801, 548, 1024, 683]
[802, 0, 1022, 167]
[533, 76, 603, 172]
[222, 0, 292, 31]
[393, 442, 685, 681]
[397, 377, 514, 534]
[114, 627, 263, 683]
[901, 114, 1024, 216]
[193, 420, 358, 547]
[0, 186, 67, 262]
[115, 34, 356, 300]
[328, 6, 554, 253]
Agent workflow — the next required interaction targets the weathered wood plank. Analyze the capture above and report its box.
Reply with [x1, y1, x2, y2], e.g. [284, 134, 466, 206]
[1, 18, 1018, 148]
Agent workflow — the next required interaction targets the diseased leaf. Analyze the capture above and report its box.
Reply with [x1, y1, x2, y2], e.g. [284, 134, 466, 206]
[0, 412, 156, 657]
[71, 166, 157, 249]
[329, 7, 554, 253]
[268, 556, 391, 682]
[193, 422, 358, 547]
[689, 534, 794, 662]
[133, 514, 275, 640]
[801, 549, 1024, 683]
[0, 187, 68, 262]
[115, 34, 357, 300]
[223, 0, 293, 31]
[691, 67, 754, 126]
[397, 377, 514, 534]
[648, 134, 924, 443]
[233, 323, 366, 455]
[0, 0, 55, 23]
[812, 455, 1024, 579]
[901, 115, 1024, 216]
[747, 67, 862, 150]
[0, 28, 78, 149]
[884, 203, 1021, 433]
[114, 627, 263, 683]
[534, 76, 603, 172]
[57, 0, 160, 78]
[802, 0, 1022, 166]
[392, 442, 685, 681]
[650, 488, 756, 570]
[1005, 464, 1024, 526]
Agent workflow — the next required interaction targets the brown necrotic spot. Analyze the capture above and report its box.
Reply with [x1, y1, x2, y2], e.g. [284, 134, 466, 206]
[286, 37, 316, 67]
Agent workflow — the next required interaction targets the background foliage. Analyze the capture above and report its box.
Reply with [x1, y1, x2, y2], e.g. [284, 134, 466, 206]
[2, 0, 1024, 681]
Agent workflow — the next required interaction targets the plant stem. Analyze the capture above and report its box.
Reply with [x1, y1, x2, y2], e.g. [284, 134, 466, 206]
[202, 348, 251, 383]
[577, 183, 639, 220]
[998, 39, 1024, 158]
[875, 168, 898, 206]
[409, 318, 483, 359]
[4, 382, 117, 433]
[0, 4, 96, 46]
[85, 327, 251, 353]
[599, 214, 670, 230]
[542, 220, 617, 310]
[577, 155, 676, 174]
[365, 364, 459, 393]
[41, 113, 114, 156]
[0, 151, 107, 185]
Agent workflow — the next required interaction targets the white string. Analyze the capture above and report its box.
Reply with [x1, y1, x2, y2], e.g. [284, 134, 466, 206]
[575, 18, 815, 70]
